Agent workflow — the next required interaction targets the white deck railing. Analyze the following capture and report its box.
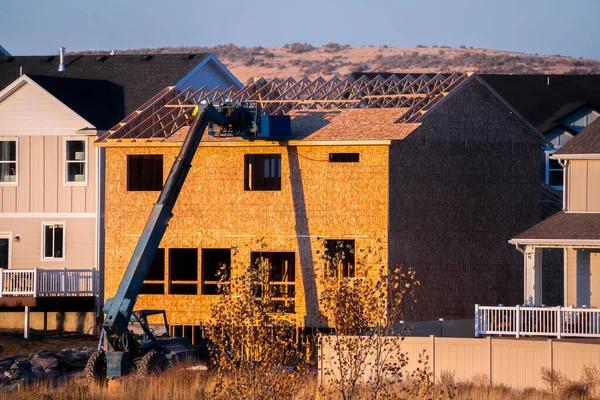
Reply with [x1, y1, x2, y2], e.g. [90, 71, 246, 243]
[0, 268, 98, 297]
[475, 304, 600, 339]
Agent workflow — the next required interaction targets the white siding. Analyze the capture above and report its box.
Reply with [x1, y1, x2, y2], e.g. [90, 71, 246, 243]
[0, 82, 91, 135]
[177, 59, 238, 90]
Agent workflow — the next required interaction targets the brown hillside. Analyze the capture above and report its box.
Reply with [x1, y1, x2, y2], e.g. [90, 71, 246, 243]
[75, 43, 600, 84]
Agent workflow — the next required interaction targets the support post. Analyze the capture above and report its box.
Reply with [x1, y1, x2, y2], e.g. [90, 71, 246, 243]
[62, 267, 67, 296]
[0, 269, 3, 297]
[33, 268, 39, 297]
[515, 305, 521, 338]
[556, 306, 562, 339]
[524, 246, 543, 305]
[24, 306, 30, 340]
[475, 304, 480, 337]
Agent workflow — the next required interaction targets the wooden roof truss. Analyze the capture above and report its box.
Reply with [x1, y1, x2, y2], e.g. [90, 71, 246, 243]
[98, 73, 472, 142]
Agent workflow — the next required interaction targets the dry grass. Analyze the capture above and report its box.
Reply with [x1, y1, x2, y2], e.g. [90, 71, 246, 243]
[5, 364, 599, 400]
[0, 329, 98, 358]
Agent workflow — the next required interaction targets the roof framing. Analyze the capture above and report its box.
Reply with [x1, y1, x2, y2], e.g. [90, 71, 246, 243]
[95, 72, 491, 143]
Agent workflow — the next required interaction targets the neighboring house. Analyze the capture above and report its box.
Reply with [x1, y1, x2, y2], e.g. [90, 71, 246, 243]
[0, 52, 242, 333]
[95, 73, 546, 343]
[0, 45, 10, 56]
[509, 118, 600, 308]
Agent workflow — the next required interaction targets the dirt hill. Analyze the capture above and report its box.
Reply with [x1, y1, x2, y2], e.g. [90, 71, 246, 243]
[76, 43, 600, 84]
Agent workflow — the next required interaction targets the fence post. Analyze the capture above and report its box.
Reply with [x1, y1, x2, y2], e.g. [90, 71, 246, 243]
[33, 268, 39, 297]
[556, 306, 562, 339]
[24, 306, 30, 340]
[515, 305, 520, 338]
[475, 304, 480, 337]
[430, 335, 436, 385]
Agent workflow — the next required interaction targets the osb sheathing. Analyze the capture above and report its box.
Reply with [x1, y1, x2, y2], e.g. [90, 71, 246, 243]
[388, 79, 545, 320]
[104, 144, 389, 327]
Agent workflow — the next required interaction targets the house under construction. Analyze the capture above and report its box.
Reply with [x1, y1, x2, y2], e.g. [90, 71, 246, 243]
[95, 73, 546, 342]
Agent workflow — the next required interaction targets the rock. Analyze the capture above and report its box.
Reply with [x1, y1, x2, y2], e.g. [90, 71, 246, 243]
[30, 354, 58, 371]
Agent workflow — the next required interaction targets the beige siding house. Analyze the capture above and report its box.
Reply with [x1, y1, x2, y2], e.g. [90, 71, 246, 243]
[0, 52, 242, 333]
[509, 118, 600, 309]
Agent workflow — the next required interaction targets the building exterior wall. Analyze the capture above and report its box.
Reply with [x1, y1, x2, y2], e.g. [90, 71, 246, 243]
[103, 143, 389, 327]
[566, 248, 600, 308]
[0, 216, 95, 269]
[0, 80, 99, 277]
[567, 160, 600, 212]
[388, 79, 542, 320]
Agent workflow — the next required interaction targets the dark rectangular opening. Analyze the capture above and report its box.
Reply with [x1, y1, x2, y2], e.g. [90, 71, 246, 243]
[141, 248, 165, 294]
[244, 154, 282, 191]
[329, 153, 359, 163]
[250, 251, 295, 313]
[324, 240, 355, 277]
[202, 249, 231, 295]
[169, 248, 198, 295]
[127, 154, 163, 191]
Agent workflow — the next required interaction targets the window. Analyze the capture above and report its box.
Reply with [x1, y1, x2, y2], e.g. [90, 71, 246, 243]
[169, 248, 198, 295]
[127, 155, 163, 191]
[244, 154, 281, 191]
[547, 155, 563, 187]
[141, 249, 165, 294]
[0, 139, 17, 185]
[42, 223, 65, 260]
[202, 249, 231, 295]
[251, 252, 295, 313]
[324, 240, 355, 277]
[329, 153, 360, 163]
[65, 139, 87, 184]
[0, 234, 10, 269]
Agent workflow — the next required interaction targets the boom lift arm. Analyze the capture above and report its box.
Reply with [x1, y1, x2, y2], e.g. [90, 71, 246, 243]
[102, 103, 258, 352]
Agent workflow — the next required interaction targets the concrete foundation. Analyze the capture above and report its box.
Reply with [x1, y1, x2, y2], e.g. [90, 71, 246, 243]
[0, 311, 96, 334]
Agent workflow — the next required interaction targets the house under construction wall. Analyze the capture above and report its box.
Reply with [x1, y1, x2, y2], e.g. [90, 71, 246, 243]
[96, 73, 546, 340]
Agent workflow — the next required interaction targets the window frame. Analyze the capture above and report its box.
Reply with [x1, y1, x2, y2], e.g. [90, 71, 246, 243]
[244, 154, 282, 191]
[0, 232, 12, 269]
[0, 137, 18, 186]
[64, 137, 88, 186]
[329, 152, 360, 163]
[250, 251, 296, 313]
[201, 248, 231, 295]
[40, 222, 66, 262]
[126, 154, 164, 192]
[140, 248, 166, 295]
[168, 248, 199, 295]
[324, 239, 356, 278]
[546, 149, 563, 190]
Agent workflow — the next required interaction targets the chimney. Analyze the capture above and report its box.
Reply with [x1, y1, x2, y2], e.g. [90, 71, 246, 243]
[58, 47, 66, 72]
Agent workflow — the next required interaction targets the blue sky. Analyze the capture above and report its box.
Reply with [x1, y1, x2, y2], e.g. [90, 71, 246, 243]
[2, 0, 599, 60]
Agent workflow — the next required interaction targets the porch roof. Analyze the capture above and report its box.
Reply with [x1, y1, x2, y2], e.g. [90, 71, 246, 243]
[509, 211, 600, 246]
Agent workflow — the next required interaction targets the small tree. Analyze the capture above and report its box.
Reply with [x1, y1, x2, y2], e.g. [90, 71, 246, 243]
[205, 242, 307, 399]
[317, 240, 437, 399]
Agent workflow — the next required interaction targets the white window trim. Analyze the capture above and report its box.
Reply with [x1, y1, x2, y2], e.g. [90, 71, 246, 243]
[0, 137, 18, 186]
[0, 232, 12, 269]
[41, 222, 66, 262]
[64, 137, 88, 186]
[546, 148, 563, 190]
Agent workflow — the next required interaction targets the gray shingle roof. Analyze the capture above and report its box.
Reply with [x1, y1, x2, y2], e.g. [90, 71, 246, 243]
[511, 211, 600, 242]
[0, 54, 209, 129]
[555, 117, 600, 156]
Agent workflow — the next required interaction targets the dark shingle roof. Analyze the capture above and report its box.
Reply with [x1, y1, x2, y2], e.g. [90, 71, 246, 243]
[555, 117, 600, 156]
[511, 211, 600, 242]
[0, 54, 209, 129]
[351, 73, 600, 133]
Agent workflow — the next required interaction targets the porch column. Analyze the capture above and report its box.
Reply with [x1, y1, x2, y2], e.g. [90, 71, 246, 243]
[524, 246, 543, 305]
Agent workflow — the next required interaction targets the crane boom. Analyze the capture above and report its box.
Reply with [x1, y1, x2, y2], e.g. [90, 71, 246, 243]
[102, 103, 253, 350]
